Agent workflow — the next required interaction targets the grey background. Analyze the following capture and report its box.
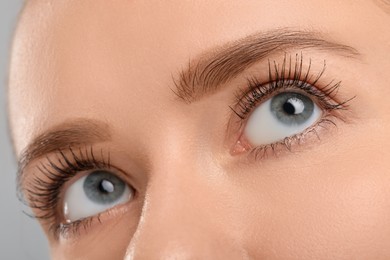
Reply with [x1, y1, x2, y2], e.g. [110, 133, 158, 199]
[0, 1, 50, 259]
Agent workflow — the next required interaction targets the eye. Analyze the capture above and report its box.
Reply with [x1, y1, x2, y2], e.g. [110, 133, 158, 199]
[244, 91, 322, 146]
[63, 170, 134, 222]
[230, 54, 353, 157]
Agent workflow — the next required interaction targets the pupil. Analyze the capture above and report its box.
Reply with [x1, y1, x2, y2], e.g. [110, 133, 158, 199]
[98, 179, 115, 194]
[283, 101, 295, 115]
[83, 171, 127, 204]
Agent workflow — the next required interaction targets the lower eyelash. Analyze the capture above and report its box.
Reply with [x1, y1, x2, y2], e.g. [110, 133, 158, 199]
[56, 213, 102, 239]
[248, 117, 338, 160]
[20, 146, 111, 236]
[230, 53, 354, 159]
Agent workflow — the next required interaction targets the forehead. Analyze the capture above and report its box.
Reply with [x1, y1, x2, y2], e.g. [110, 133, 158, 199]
[7, 0, 384, 155]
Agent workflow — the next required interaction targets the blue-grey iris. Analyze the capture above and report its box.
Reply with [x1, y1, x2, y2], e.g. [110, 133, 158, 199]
[270, 92, 314, 125]
[83, 171, 126, 204]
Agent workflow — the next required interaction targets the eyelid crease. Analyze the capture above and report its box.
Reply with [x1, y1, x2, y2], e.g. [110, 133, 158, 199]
[231, 53, 351, 120]
[228, 52, 354, 160]
[18, 146, 113, 236]
[17, 119, 111, 195]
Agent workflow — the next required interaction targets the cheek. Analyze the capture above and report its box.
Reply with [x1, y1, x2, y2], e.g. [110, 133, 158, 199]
[236, 135, 390, 258]
[50, 210, 139, 260]
[241, 173, 390, 259]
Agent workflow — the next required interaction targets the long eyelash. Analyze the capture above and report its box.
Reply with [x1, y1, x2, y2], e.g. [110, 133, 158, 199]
[231, 52, 354, 120]
[21, 146, 111, 234]
[230, 53, 355, 160]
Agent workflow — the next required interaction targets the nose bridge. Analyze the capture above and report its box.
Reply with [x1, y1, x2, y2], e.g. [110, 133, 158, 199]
[125, 153, 245, 259]
[127, 165, 215, 257]
[138, 117, 217, 229]
[122, 117, 249, 258]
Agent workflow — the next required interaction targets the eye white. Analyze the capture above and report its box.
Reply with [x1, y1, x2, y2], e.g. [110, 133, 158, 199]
[63, 171, 133, 222]
[244, 92, 321, 146]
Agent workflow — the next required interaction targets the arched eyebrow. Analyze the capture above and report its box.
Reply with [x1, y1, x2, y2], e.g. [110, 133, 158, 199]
[16, 30, 360, 181]
[172, 28, 360, 103]
[17, 119, 111, 180]
[373, 0, 390, 14]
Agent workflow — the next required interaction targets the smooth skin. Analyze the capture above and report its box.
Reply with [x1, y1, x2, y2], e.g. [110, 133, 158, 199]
[8, 0, 390, 259]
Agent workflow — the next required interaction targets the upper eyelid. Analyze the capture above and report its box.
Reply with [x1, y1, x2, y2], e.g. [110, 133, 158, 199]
[172, 28, 360, 104]
[17, 119, 111, 192]
[226, 54, 354, 157]
[239, 54, 327, 100]
[19, 147, 115, 219]
[23, 151, 132, 239]
[17, 33, 359, 180]
[230, 54, 347, 120]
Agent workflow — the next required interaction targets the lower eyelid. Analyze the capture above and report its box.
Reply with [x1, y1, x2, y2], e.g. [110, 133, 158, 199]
[52, 174, 139, 240]
[21, 147, 139, 237]
[237, 114, 339, 161]
[54, 199, 135, 239]
[229, 82, 344, 158]
[226, 53, 354, 160]
[62, 170, 134, 223]
[251, 118, 336, 158]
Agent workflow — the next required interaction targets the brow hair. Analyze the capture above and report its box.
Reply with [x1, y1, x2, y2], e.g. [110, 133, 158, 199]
[172, 28, 360, 103]
[373, 0, 390, 14]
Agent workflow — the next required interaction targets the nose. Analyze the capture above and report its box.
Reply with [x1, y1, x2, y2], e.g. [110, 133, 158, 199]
[124, 161, 247, 259]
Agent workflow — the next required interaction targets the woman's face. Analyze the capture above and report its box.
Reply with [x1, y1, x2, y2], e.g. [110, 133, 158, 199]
[8, 0, 390, 259]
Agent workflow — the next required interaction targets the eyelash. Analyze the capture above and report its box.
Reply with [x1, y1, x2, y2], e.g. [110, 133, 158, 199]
[22, 53, 353, 239]
[231, 53, 354, 158]
[22, 146, 112, 237]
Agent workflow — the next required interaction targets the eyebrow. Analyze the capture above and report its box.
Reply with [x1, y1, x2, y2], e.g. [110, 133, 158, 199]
[16, 30, 359, 177]
[172, 28, 360, 103]
[373, 0, 390, 14]
[17, 119, 111, 177]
